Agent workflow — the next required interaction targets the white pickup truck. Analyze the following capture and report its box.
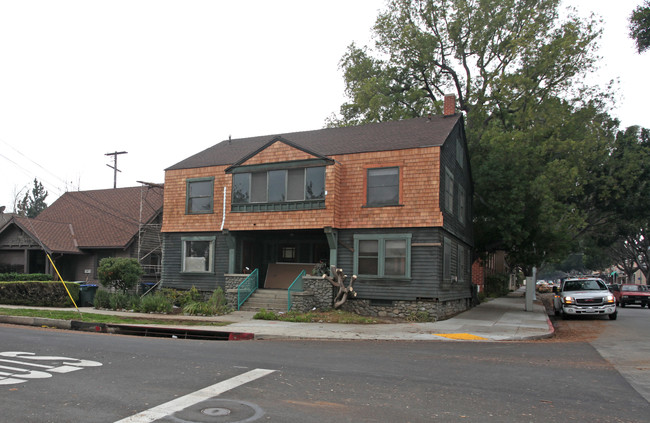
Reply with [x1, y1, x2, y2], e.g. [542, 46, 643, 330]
[553, 277, 617, 320]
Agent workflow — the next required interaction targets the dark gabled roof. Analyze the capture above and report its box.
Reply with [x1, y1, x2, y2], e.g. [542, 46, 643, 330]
[6, 186, 164, 254]
[167, 115, 462, 171]
[11, 217, 80, 254]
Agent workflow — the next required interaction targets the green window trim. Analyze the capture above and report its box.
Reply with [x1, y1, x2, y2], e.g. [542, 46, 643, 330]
[353, 233, 412, 279]
[186, 177, 214, 215]
[231, 166, 325, 211]
[180, 235, 216, 274]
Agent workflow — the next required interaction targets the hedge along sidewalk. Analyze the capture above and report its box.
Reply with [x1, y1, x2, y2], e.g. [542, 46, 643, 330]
[0, 281, 81, 307]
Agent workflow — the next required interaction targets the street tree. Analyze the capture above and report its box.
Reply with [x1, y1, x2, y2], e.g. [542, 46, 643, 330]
[331, 0, 614, 271]
[630, 0, 650, 53]
[16, 178, 48, 218]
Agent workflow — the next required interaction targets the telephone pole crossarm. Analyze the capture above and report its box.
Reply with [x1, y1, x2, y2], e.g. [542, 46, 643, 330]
[105, 151, 128, 189]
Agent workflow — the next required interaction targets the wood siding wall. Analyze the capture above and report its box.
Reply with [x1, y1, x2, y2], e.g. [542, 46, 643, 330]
[337, 227, 470, 302]
[162, 232, 227, 291]
[162, 143, 444, 233]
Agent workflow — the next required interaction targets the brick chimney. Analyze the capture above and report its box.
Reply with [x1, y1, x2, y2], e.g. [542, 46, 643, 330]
[443, 94, 456, 116]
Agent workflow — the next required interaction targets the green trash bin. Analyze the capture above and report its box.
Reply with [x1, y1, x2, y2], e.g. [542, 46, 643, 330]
[79, 284, 98, 307]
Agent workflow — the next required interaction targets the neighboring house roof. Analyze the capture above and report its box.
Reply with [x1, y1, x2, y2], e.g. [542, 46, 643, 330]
[167, 115, 462, 171]
[0, 212, 18, 230]
[1, 186, 163, 254]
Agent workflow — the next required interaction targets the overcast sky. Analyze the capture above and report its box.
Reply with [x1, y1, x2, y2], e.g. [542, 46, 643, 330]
[1, 0, 648, 211]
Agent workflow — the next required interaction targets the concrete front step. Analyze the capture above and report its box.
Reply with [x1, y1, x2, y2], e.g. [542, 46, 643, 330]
[239, 289, 289, 312]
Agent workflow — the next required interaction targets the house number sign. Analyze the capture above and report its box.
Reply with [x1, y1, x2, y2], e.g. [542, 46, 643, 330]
[0, 351, 102, 385]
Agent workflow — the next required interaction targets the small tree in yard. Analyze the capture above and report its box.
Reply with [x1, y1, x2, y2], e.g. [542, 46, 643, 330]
[97, 258, 143, 293]
[323, 266, 357, 309]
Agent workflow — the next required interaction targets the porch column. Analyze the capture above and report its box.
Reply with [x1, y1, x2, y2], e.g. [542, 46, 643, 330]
[222, 229, 236, 274]
[23, 249, 30, 273]
[324, 226, 337, 268]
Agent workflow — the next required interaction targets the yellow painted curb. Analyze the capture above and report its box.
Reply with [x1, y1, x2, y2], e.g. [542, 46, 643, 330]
[434, 333, 488, 340]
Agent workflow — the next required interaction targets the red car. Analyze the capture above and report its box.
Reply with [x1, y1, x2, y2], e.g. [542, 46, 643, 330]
[619, 284, 650, 308]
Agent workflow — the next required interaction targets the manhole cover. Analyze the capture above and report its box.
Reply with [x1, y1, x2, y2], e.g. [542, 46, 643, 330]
[169, 398, 265, 422]
[201, 407, 231, 417]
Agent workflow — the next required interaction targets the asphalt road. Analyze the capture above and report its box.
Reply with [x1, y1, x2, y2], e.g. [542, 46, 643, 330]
[2, 318, 649, 423]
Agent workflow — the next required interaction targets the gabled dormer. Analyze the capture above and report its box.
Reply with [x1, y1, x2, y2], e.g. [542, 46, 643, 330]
[225, 136, 335, 213]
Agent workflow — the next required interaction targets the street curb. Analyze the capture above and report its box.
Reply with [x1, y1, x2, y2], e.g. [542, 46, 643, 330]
[0, 315, 255, 340]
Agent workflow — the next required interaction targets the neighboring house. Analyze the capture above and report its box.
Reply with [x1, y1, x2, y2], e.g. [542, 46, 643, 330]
[161, 95, 474, 318]
[0, 185, 163, 283]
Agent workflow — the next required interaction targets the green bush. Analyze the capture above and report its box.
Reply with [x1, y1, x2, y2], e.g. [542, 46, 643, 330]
[160, 286, 202, 307]
[94, 290, 111, 309]
[140, 293, 173, 314]
[253, 308, 278, 320]
[108, 292, 140, 311]
[97, 258, 144, 293]
[182, 288, 230, 316]
[485, 273, 510, 297]
[0, 273, 53, 282]
[0, 281, 79, 307]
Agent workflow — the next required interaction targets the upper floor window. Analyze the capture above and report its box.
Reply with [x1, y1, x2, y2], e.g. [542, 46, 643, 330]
[232, 166, 325, 205]
[366, 167, 399, 207]
[444, 168, 454, 214]
[186, 177, 214, 214]
[458, 184, 466, 225]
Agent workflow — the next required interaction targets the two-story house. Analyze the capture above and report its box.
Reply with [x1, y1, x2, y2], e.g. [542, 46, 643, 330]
[161, 95, 474, 319]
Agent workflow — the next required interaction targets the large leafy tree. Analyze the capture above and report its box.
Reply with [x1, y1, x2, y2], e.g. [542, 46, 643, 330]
[330, 0, 611, 271]
[16, 178, 48, 218]
[630, 0, 650, 53]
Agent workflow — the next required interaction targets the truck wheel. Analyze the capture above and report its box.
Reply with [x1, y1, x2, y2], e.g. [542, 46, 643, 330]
[609, 311, 618, 320]
[621, 302, 626, 308]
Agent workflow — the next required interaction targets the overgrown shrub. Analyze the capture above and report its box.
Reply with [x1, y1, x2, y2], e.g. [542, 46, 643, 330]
[160, 286, 202, 307]
[108, 292, 140, 311]
[94, 289, 111, 309]
[182, 287, 230, 316]
[0, 281, 80, 307]
[97, 258, 143, 292]
[140, 293, 173, 314]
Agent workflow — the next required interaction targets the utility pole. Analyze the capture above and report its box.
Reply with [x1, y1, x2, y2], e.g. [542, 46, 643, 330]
[105, 151, 127, 189]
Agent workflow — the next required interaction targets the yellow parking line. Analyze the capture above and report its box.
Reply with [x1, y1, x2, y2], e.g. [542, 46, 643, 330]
[434, 333, 488, 340]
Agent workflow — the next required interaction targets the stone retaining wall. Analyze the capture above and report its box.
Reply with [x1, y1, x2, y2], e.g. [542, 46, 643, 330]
[225, 273, 470, 320]
[340, 297, 471, 321]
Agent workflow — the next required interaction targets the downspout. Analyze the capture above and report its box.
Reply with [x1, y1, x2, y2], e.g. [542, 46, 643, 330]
[220, 186, 226, 231]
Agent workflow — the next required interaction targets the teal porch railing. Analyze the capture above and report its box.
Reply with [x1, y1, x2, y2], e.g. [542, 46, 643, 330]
[287, 270, 306, 312]
[237, 269, 259, 310]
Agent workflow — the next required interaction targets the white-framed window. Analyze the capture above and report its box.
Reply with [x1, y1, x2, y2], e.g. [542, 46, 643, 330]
[181, 236, 215, 273]
[354, 233, 411, 278]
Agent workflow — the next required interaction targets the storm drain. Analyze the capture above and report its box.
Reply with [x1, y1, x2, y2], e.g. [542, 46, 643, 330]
[70, 321, 253, 341]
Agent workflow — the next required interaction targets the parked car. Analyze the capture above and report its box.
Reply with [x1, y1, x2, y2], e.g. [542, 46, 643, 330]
[553, 277, 617, 320]
[618, 284, 650, 308]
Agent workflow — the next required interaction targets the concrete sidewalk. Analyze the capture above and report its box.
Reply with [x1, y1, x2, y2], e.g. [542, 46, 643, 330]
[0, 290, 554, 342]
